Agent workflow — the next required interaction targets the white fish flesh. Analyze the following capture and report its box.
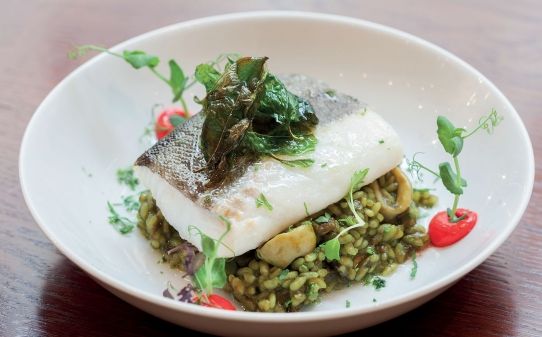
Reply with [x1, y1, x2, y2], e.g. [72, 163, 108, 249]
[134, 75, 403, 257]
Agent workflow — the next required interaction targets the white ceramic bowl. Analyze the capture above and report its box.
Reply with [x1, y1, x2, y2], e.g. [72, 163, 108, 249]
[19, 11, 534, 336]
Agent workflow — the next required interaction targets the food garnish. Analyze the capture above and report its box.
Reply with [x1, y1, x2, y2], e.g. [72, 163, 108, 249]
[116, 167, 139, 190]
[107, 201, 135, 234]
[408, 110, 502, 246]
[195, 56, 319, 187]
[320, 169, 368, 261]
[410, 252, 418, 280]
[371, 276, 386, 290]
[255, 193, 273, 211]
[155, 107, 188, 139]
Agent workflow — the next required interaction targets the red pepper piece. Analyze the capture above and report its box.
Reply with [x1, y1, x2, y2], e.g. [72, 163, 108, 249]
[196, 294, 236, 311]
[429, 208, 478, 247]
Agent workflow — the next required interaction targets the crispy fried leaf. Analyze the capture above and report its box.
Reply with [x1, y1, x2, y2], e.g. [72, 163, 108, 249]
[196, 57, 319, 188]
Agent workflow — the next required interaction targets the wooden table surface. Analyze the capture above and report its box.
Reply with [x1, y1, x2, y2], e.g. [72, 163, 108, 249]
[1, 0, 541, 336]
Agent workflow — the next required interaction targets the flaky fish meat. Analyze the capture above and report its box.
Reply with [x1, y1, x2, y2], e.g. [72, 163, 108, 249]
[134, 75, 403, 257]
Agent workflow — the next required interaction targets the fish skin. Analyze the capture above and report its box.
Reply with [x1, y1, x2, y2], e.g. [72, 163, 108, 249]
[134, 75, 363, 204]
[134, 75, 402, 257]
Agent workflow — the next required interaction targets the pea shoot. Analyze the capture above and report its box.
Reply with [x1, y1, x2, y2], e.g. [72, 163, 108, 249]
[408, 109, 502, 246]
[69, 45, 192, 113]
[320, 168, 368, 261]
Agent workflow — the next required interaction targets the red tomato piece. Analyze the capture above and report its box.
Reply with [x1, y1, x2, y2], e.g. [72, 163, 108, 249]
[200, 294, 236, 311]
[155, 108, 187, 139]
[429, 208, 478, 247]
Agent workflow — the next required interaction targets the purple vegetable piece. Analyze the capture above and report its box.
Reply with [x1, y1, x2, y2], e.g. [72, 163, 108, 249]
[178, 284, 197, 303]
[162, 288, 174, 299]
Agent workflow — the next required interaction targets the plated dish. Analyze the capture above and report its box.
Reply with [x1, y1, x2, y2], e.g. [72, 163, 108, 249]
[19, 12, 534, 336]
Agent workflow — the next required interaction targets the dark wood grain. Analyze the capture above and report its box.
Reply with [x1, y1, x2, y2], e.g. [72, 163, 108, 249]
[1, 0, 541, 336]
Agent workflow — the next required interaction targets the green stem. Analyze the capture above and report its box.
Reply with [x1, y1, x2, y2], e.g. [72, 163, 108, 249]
[149, 67, 169, 85]
[461, 112, 494, 139]
[451, 156, 461, 214]
[412, 160, 441, 179]
[179, 96, 190, 114]
[451, 194, 460, 214]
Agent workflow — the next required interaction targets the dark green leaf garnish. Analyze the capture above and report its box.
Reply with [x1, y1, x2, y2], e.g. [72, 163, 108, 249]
[196, 57, 319, 187]
[371, 276, 386, 290]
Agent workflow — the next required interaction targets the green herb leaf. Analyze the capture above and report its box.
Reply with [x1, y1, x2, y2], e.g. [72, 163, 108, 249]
[195, 63, 221, 91]
[366, 246, 375, 255]
[116, 167, 138, 190]
[304, 202, 310, 217]
[321, 169, 368, 261]
[274, 157, 315, 168]
[192, 217, 232, 295]
[107, 201, 134, 234]
[278, 269, 290, 281]
[438, 162, 464, 195]
[315, 212, 332, 224]
[255, 193, 273, 211]
[122, 195, 140, 212]
[410, 252, 418, 280]
[168, 60, 187, 102]
[348, 168, 369, 226]
[321, 238, 341, 261]
[437, 116, 464, 156]
[169, 114, 186, 127]
[338, 216, 356, 226]
[197, 57, 319, 187]
[122, 50, 160, 69]
[378, 139, 384, 144]
[345, 300, 351, 308]
[372, 276, 386, 290]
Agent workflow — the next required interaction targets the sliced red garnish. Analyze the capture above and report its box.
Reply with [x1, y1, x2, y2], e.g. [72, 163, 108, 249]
[429, 208, 478, 247]
[199, 294, 236, 311]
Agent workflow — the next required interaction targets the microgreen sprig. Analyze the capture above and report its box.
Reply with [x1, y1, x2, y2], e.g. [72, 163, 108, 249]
[69, 45, 191, 113]
[407, 109, 502, 222]
[320, 169, 368, 261]
[189, 216, 233, 295]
